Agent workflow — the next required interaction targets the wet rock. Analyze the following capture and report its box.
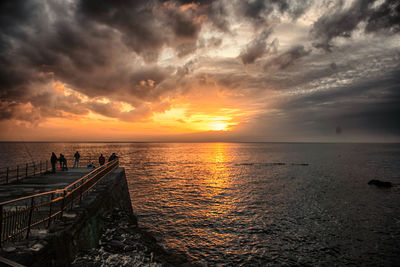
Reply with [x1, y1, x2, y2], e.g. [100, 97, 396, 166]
[63, 212, 77, 219]
[72, 208, 195, 267]
[2, 246, 16, 253]
[368, 179, 392, 188]
[29, 241, 47, 252]
[30, 229, 49, 238]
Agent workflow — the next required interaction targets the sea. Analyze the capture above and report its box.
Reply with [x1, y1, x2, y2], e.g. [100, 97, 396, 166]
[0, 142, 399, 266]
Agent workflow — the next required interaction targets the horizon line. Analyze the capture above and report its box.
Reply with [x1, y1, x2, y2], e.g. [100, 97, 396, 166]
[0, 140, 399, 144]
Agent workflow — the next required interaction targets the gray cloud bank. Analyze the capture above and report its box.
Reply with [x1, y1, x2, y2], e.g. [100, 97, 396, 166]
[0, 0, 399, 141]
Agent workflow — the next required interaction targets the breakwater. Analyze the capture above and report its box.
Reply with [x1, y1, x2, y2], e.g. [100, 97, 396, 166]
[0, 167, 193, 266]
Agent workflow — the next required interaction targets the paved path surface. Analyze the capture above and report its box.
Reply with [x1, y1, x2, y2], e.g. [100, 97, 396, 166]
[0, 168, 97, 203]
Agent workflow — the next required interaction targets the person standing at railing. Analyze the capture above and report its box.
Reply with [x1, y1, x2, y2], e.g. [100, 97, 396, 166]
[59, 153, 68, 171]
[51, 152, 57, 173]
[108, 153, 118, 162]
[99, 154, 105, 166]
[73, 151, 80, 168]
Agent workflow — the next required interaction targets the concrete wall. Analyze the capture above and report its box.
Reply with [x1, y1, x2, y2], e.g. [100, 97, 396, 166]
[0, 168, 135, 266]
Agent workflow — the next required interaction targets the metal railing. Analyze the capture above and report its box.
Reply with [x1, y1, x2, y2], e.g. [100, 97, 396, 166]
[0, 161, 51, 185]
[0, 157, 106, 185]
[0, 159, 119, 245]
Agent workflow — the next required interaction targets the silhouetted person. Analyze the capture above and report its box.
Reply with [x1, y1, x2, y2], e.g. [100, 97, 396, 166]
[59, 154, 68, 171]
[336, 125, 342, 134]
[99, 154, 105, 166]
[108, 153, 118, 162]
[73, 151, 80, 168]
[50, 152, 57, 173]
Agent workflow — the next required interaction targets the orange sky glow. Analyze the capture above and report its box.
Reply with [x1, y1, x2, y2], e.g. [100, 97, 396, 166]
[1, 0, 399, 142]
[0, 81, 256, 141]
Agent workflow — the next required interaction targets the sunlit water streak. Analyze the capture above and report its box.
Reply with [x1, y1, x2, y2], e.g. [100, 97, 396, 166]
[0, 142, 399, 265]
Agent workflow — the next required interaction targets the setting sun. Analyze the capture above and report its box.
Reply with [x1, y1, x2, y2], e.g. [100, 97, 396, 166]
[209, 121, 228, 131]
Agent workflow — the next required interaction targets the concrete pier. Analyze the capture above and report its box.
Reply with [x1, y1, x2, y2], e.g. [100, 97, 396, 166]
[0, 167, 134, 266]
[0, 168, 100, 204]
[0, 166, 194, 267]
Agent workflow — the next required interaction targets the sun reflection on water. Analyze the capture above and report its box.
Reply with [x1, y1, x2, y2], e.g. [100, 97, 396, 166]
[203, 143, 232, 213]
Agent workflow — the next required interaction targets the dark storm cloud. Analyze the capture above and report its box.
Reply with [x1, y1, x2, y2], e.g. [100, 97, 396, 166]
[241, 0, 293, 21]
[311, 0, 400, 51]
[240, 0, 311, 24]
[87, 102, 122, 118]
[0, 0, 118, 98]
[171, 0, 231, 32]
[163, 3, 203, 39]
[0, 0, 206, 122]
[365, 0, 400, 33]
[176, 42, 198, 57]
[87, 100, 155, 122]
[240, 29, 274, 64]
[0, 0, 37, 39]
[78, 0, 165, 56]
[55, 94, 88, 116]
[311, 0, 374, 51]
[0, 0, 316, 118]
[78, 0, 207, 60]
[242, 0, 273, 21]
[0, 102, 14, 120]
[280, 67, 400, 135]
[0, 0, 43, 96]
[203, 53, 337, 94]
[264, 45, 311, 70]
[126, 67, 171, 101]
[207, 1, 231, 32]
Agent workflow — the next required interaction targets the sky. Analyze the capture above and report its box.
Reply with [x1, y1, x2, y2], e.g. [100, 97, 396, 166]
[0, 0, 399, 142]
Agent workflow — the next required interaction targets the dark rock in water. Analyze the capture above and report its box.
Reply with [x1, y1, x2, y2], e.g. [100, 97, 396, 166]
[368, 179, 392, 188]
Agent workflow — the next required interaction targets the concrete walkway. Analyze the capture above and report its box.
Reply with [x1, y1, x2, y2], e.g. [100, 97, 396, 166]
[0, 168, 97, 204]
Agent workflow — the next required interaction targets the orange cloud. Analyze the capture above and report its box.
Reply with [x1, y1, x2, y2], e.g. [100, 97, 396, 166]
[179, 3, 199, 11]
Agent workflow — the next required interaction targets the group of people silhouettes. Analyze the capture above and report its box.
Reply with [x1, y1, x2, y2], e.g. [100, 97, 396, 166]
[50, 153, 67, 172]
[50, 152, 118, 173]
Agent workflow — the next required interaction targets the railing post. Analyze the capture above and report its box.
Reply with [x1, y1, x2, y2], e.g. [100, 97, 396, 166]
[46, 160, 48, 172]
[40, 161, 42, 175]
[70, 185, 75, 210]
[26, 198, 34, 239]
[80, 182, 83, 203]
[0, 205, 3, 246]
[16, 165, 19, 182]
[6, 168, 8, 184]
[25, 163, 28, 178]
[33, 162, 35, 176]
[61, 190, 66, 218]
[48, 193, 54, 228]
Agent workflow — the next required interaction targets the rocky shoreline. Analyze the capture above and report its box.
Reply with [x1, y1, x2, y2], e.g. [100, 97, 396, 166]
[72, 208, 195, 267]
